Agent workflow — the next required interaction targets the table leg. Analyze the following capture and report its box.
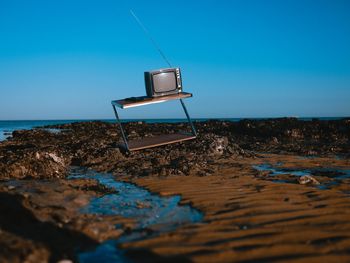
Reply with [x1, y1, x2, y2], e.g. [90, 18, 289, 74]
[112, 104, 129, 151]
[180, 99, 197, 137]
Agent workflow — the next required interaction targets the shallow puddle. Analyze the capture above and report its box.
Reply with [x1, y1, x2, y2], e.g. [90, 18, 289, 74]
[253, 164, 350, 190]
[68, 167, 203, 262]
[253, 164, 309, 177]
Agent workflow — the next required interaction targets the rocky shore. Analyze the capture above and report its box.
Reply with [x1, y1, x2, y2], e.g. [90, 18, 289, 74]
[0, 118, 350, 262]
[1, 118, 349, 180]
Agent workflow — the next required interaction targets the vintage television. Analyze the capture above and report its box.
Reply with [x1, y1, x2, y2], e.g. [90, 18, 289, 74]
[144, 67, 182, 97]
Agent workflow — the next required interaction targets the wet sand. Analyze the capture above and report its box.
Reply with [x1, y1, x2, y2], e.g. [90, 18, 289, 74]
[125, 155, 350, 262]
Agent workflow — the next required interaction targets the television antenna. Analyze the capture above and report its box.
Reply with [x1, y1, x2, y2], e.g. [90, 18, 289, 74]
[129, 9, 172, 68]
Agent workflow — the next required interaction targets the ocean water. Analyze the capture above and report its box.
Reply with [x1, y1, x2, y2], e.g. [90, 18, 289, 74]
[0, 120, 83, 141]
[0, 117, 347, 141]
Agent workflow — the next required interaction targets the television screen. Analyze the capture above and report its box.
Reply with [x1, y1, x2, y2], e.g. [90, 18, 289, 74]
[153, 72, 177, 93]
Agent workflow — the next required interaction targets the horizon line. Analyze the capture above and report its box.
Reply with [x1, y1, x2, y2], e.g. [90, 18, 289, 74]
[0, 116, 349, 122]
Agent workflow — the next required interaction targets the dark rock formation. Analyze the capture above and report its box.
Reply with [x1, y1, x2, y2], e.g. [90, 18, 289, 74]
[0, 118, 349, 179]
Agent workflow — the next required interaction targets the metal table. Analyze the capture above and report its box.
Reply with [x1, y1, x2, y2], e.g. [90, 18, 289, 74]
[111, 92, 197, 151]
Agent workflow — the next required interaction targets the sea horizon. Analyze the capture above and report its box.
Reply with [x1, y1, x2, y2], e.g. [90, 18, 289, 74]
[1, 116, 349, 122]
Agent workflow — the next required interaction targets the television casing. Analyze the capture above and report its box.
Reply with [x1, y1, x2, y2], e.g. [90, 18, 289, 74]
[144, 68, 182, 97]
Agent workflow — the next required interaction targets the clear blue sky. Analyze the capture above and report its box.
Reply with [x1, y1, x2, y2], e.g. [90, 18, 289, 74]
[0, 0, 349, 120]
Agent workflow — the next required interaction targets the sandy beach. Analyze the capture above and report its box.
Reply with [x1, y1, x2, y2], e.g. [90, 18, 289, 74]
[0, 119, 349, 262]
[126, 154, 350, 262]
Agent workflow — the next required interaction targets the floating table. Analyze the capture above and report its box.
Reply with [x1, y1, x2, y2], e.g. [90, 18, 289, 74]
[111, 92, 197, 151]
